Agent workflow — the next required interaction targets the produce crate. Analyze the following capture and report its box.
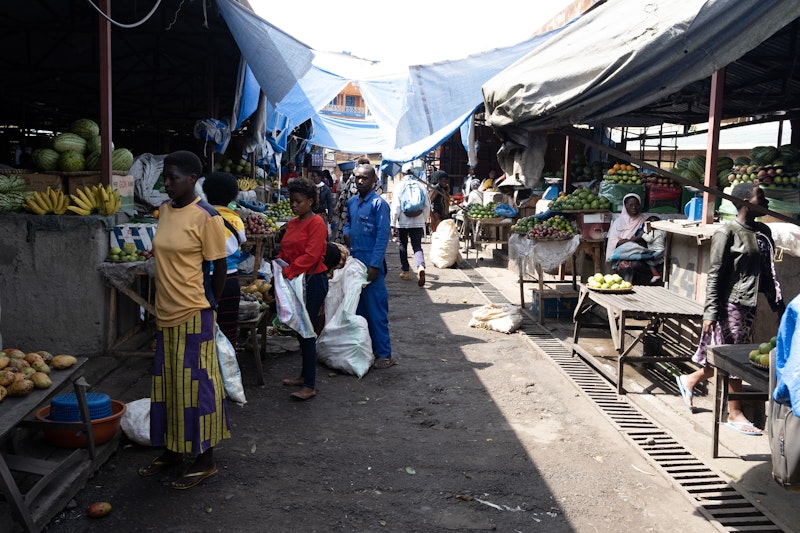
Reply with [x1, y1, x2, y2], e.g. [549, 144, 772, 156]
[110, 223, 157, 251]
[64, 172, 135, 212]
[18, 172, 63, 192]
[530, 293, 579, 319]
[647, 186, 681, 212]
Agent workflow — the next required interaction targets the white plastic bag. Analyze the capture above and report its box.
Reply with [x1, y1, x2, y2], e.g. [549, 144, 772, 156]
[216, 324, 246, 406]
[468, 303, 523, 334]
[431, 219, 461, 268]
[121, 398, 152, 446]
[316, 257, 375, 377]
[272, 260, 316, 339]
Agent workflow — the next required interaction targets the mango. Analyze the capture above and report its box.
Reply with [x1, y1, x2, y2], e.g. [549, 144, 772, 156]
[32, 361, 51, 374]
[0, 356, 8, 370]
[3, 348, 25, 359]
[36, 351, 54, 364]
[6, 379, 34, 397]
[0, 385, 6, 402]
[30, 372, 52, 389]
[0, 370, 14, 387]
[24, 352, 44, 365]
[6, 358, 30, 371]
[87, 502, 112, 518]
[51, 355, 77, 369]
[20, 367, 36, 379]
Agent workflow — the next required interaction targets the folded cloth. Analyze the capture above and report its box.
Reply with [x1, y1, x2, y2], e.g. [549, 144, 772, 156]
[608, 241, 657, 262]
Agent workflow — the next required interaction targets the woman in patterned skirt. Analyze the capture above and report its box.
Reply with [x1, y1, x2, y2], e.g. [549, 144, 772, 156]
[676, 183, 784, 436]
[138, 150, 231, 489]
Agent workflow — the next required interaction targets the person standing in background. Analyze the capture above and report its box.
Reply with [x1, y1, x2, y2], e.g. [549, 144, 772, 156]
[344, 164, 394, 369]
[321, 169, 334, 189]
[140, 150, 229, 490]
[281, 161, 299, 188]
[429, 170, 451, 232]
[462, 166, 477, 195]
[391, 163, 429, 286]
[331, 156, 372, 243]
[310, 169, 334, 227]
[202, 172, 246, 351]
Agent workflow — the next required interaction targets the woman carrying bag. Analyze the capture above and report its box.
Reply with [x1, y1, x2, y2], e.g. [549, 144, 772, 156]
[277, 177, 329, 401]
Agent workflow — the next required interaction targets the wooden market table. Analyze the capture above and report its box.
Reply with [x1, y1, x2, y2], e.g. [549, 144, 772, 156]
[238, 309, 270, 385]
[508, 234, 580, 324]
[0, 358, 101, 532]
[706, 344, 770, 458]
[571, 285, 703, 394]
[99, 260, 156, 357]
[463, 216, 514, 263]
[243, 233, 276, 284]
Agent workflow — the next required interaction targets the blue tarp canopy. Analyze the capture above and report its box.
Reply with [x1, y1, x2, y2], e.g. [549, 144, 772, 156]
[216, 0, 570, 162]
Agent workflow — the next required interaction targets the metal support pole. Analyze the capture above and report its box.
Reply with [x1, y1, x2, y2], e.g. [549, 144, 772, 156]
[702, 68, 725, 225]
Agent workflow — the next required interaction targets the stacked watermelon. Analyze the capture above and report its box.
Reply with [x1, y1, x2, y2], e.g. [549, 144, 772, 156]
[31, 119, 134, 173]
[0, 174, 28, 212]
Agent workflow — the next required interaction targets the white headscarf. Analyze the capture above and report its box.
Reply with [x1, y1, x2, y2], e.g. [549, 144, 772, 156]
[606, 193, 645, 258]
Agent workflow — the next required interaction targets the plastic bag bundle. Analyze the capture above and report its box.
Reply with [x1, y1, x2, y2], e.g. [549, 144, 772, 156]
[273, 260, 316, 339]
[215, 324, 246, 406]
[430, 219, 461, 268]
[468, 303, 523, 334]
[120, 398, 152, 446]
[317, 257, 375, 377]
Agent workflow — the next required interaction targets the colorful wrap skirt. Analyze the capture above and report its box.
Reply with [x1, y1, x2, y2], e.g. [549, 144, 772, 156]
[692, 302, 756, 368]
[150, 308, 231, 455]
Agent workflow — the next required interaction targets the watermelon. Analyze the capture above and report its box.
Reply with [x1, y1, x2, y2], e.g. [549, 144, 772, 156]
[86, 151, 101, 171]
[32, 148, 60, 171]
[87, 134, 113, 154]
[0, 175, 26, 194]
[58, 150, 85, 172]
[53, 133, 87, 154]
[70, 118, 100, 140]
[111, 148, 134, 171]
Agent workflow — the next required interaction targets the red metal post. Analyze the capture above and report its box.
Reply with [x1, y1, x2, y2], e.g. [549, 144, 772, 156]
[702, 68, 725, 225]
[99, 0, 113, 186]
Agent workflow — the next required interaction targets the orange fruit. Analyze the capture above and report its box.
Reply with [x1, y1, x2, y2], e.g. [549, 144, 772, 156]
[152, 209, 159, 219]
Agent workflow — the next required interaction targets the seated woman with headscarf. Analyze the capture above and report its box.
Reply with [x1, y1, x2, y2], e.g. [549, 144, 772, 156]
[605, 193, 661, 284]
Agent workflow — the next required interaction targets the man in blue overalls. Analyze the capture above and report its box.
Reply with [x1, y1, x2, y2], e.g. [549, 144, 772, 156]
[343, 164, 394, 369]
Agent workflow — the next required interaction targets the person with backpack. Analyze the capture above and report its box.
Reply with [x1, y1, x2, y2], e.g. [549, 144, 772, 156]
[391, 163, 430, 287]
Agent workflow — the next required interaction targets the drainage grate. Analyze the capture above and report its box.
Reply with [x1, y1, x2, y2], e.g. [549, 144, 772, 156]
[459, 262, 785, 533]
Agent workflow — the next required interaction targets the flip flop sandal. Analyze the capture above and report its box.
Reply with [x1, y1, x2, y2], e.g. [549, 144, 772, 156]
[170, 465, 219, 490]
[675, 375, 695, 413]
[724, 421, 763, 436]
[138, 454, 184, 477]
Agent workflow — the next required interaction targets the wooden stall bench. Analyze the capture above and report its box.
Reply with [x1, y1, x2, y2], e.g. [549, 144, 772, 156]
[571, 285, 703, 394]
[706, 344, 770, 458]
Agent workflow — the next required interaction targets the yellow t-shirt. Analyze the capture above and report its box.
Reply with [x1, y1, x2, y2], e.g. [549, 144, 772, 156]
[152, 197, 226, 327]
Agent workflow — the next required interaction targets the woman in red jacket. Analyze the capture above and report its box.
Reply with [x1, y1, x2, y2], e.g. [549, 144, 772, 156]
[278, 177, 329, 400]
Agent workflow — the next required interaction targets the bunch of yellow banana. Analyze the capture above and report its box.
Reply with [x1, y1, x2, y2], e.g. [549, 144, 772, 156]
[23, 187, 70, 215]
[237, 177, 259, 191]
[68, 184, 121, 216]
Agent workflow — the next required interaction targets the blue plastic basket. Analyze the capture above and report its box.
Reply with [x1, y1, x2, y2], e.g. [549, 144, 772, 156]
[49, 393, 112, 422]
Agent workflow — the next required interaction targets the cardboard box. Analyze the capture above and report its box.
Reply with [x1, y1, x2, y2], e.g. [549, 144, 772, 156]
[110, 223, 157, 251]
[530, 294, 578, 319]
[18, 172, 63, 192]
[64, 172, 134, 212]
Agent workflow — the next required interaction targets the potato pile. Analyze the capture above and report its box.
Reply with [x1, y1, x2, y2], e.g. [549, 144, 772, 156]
[0, 349, 77, 402]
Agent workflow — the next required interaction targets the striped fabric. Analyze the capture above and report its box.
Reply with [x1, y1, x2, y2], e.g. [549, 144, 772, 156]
[150, 308, 231, 454]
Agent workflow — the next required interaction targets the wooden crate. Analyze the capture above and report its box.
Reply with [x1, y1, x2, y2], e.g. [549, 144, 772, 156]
[18, 172, 63, 192]
[64, 172, 135, 211]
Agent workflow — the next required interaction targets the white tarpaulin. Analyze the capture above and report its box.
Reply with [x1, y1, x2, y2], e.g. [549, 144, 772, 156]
[216, 0, 571, 162]
[483, 0, 800, 143]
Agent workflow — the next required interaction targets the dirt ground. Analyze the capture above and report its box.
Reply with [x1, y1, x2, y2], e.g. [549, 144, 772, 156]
[36, 244, 724, 533]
